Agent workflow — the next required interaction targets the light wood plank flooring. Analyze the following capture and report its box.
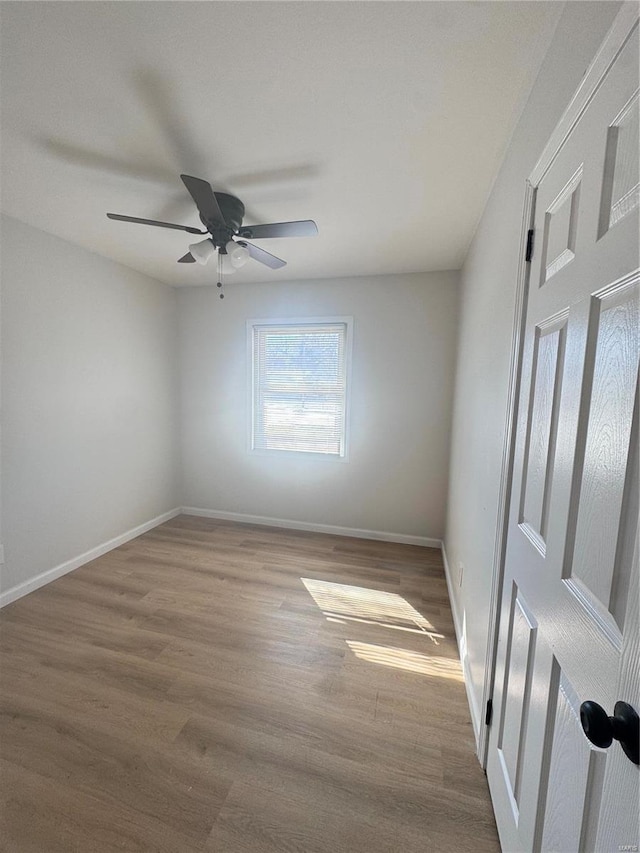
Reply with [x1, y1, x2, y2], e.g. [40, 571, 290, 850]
[0, 516, 499, 852]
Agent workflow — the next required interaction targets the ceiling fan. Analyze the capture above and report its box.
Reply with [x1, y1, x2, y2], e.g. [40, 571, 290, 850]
[107, 174, 318, 271]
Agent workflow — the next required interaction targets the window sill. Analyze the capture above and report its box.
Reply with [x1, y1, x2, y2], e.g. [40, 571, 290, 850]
[248, 447, 349, 463]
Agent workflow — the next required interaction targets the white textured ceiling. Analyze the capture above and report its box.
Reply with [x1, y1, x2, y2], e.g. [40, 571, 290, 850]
[0, 1, 562, 287]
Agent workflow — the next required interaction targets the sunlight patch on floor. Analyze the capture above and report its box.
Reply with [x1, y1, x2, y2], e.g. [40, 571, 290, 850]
[301, 578, 443, 642]
[346, 640, 463, 681]
[325, 613, 444, 641]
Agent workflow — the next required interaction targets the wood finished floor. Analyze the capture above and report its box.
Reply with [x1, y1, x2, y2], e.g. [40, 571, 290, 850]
[0, 516, 499, 853]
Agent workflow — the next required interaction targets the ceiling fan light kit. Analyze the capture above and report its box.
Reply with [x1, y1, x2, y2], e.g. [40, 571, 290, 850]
[106, 173, 318, 297]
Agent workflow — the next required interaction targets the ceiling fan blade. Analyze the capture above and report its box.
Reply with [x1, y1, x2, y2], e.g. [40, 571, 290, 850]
[177, 252, 195, 263]
[240, 241, 287, 270]
[107, 212, 206, 234]
[180, 174, 226, 226]
[238, 220, 318, 239]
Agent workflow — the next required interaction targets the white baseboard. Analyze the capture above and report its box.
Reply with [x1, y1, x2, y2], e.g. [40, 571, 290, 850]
[441, 541, 482, 747]
[0, 508, 181, 608]
[441, 542, 462, 641]
[181, 506, 441, 549]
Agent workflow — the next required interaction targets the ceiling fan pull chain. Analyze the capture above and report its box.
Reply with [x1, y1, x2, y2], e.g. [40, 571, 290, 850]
[217, 252, 225, 299]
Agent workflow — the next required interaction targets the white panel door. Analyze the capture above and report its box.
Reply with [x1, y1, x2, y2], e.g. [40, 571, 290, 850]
[487, 8, 639, 852]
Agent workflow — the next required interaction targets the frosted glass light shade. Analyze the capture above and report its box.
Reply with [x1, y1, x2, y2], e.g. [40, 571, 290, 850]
[226, 240, 250, 269]
[188, 239, 216, 265]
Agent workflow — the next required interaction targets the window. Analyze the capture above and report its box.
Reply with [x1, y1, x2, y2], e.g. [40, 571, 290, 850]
[249, 318, 352, 457]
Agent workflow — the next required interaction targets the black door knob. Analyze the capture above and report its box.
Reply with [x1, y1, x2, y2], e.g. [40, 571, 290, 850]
[579, 700, 639, 765]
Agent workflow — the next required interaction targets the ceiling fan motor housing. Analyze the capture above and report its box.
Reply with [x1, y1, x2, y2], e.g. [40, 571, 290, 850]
[202, 193, 246, 247]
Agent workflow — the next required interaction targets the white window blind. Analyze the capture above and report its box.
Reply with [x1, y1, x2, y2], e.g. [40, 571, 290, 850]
[251, 321, 350, 456]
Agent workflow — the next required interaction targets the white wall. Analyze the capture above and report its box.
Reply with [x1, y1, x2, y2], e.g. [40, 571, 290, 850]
[0, 215, 179, 599]
[444, 1, 622, 742]
[179, 272, 459, 541]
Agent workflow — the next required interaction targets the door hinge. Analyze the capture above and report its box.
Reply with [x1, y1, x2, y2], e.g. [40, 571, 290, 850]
[485, 699, 493, 727]
[525, 229, 535, 262]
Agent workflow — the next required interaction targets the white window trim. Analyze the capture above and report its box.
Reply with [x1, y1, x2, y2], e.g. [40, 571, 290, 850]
[246, 316, 353, 462]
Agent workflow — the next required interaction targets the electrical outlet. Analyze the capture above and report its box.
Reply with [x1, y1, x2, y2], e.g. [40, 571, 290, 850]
[458, 562, 464, 587]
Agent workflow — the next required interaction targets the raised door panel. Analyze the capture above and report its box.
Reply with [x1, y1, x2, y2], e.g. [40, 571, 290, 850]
[496, 586, 538, 821]
[519, 315, 567, 551]
[539, 168, 582, 286]
[538, 670, 607, 853]
[599, 90, 640, 236]
[565, 278, 639, 629]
